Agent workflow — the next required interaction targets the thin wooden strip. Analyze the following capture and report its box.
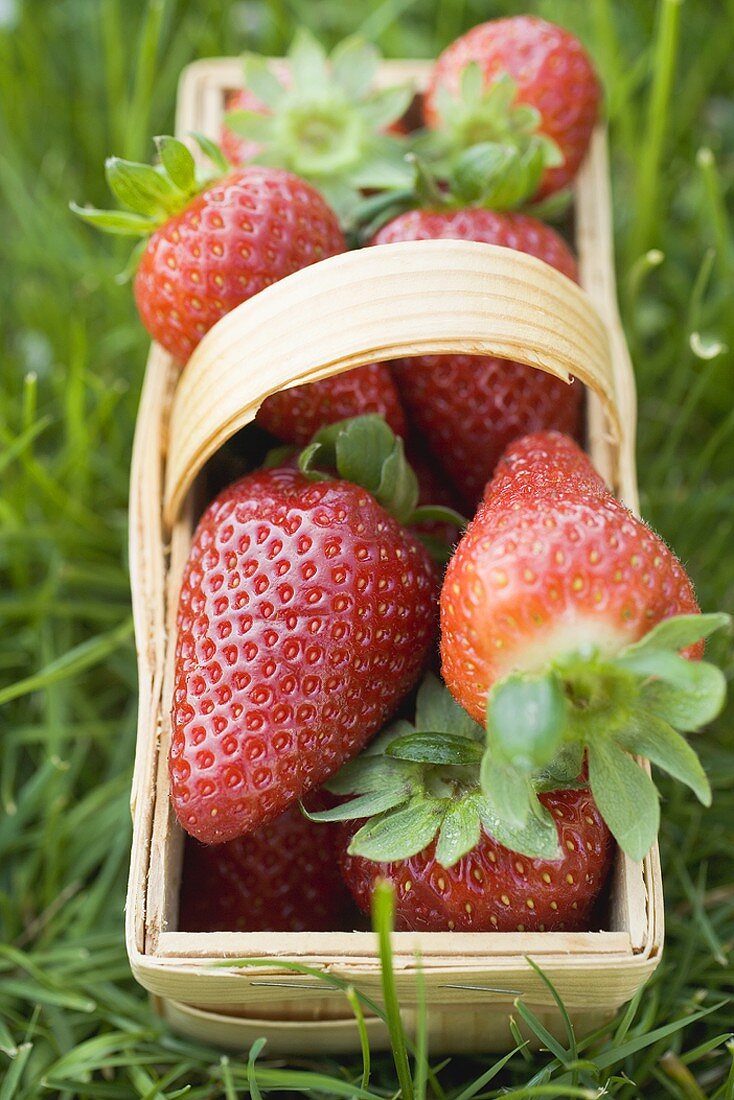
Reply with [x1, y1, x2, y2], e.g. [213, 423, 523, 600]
[156, 930, 633, 959]
[163, 240, 617, 526]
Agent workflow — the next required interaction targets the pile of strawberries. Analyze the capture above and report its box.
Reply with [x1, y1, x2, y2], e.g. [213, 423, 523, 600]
[76, 16, 728, 935]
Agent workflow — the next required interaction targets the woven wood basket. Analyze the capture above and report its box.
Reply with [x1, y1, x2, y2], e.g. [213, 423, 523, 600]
[126, 57, 663, 1056]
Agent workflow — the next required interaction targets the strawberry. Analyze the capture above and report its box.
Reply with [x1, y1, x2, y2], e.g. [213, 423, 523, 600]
[371, 208, 582, 506]
[256, 363, 407, 446]
[223, 31, 414, 222]
[179, 797, 355, 932]
[339, 786, 612, 932]
[423, 16, 601, 197]
[309, 673, 612, 930]
[439, 431, 729, 861]
[72, 137, 345, 365]
[169, 417, 464, 845]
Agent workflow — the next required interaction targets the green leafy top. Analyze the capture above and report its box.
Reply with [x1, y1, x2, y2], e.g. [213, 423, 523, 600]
[311, 613, 730, 867]
[307, 672, 572, 867]
[298, 415, 466, 539]
[70, 134, 228, 237]
[419, 66, 564, 206]
[224, 30, 414, 224]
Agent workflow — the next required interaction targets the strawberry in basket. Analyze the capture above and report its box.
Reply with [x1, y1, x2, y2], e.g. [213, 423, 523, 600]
[71, 136, 345, 365]
[310, 673, 614, 932]
[440, 431, 729, 862]
[170, 416, 464, 845]
[371, 206, 583, 508]
[71, 135, 406, 433]
[423, 15, 601, 199]
[179, 795, 355, 932]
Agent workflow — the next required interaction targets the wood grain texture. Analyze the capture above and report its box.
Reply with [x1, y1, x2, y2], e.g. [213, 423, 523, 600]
[125, 56, 663, 1054]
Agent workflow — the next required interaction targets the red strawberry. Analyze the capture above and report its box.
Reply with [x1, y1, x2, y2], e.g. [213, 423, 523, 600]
[339, 785, 612, 932]
[439, 431, 728, 862]
[424, 16, 601, 197]
[372, 209, 582, 506]
[170, 418, 441, 844]
[256, 363, 407, 446]
[134, 166, 344, 364]
[179, 797, 355, 932]
[441, 431, 703, 722]
[72, 139, 345, 366]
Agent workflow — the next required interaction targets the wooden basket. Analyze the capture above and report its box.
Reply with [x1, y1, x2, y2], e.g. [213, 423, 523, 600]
[126, 57, 662, 1056]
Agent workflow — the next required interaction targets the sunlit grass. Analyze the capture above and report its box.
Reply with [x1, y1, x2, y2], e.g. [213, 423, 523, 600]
[1, 0, 732, 1096]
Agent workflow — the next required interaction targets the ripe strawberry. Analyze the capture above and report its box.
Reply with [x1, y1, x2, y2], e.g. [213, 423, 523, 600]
[179, 797, 356, 932]
[372, 209, 582, 506]
[439, 431, 728, 861]
[424, 16, 601, 197]
[311, 672, 611, 927]
[170, 417, 451, 845]
[256, 363, 407, 446]
[72, 137, 345, 365]
[339, 785, 612, 932]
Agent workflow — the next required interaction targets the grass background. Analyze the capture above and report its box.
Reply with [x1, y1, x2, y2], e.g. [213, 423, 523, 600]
[0, 0, 732, 1095]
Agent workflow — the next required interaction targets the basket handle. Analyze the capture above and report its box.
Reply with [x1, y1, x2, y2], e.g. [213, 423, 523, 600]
[163, 239, 620, 528]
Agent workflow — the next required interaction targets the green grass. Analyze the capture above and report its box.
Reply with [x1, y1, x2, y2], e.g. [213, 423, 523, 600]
[0, 0, 732, 1095]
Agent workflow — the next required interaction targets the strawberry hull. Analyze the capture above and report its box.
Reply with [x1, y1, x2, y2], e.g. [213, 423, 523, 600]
[126, 57, 662, 1057]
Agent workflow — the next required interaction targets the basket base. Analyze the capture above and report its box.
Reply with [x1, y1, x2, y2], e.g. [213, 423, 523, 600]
[153, 994, 615, 1056]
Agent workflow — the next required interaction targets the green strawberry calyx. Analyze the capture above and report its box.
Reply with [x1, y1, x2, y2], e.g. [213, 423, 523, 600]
[354, 136, 570, 241]
[481, 611, 731, 862]
[69, 133, 229, 237]
[308, 613, 730, 868]
[421, 65, 564, 200]
[224, 30, 414, 224]
[298, 414, 467, 541]
[305, 672, 570, 867]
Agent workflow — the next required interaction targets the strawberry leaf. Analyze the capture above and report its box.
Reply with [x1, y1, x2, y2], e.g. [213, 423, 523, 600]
[69, 204, 156, 236]
[240, 54, 288, 109]
[154, 136, 196, 193]
[104, 157, 179, 217]
[533, 742, 585, 789]
[435, 794, 482, 868]
[477, 794, 561, 861]
[289, 27, 329, 90]
[587, 737, 660, 862]
[616, 648, 726, 725]
[415, 672, 483, 739]
[387, 732, 484, 766]
[190, 131, 230, 174]
[487, 671, 567, 771]
[640, 668, 727, 730]
[480, 753, 538, 829]
[619, 612, 730, 656]
[225, 109, 277, 143]
[325, 751, 417, 795]
[348, 799, 447, 861]
[361, 85, 414, 132]
[303, 786, 410, 823]
[300, 415, 420, 526]
[612, 714, 711, 805]
[330, 37, 380, 99]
